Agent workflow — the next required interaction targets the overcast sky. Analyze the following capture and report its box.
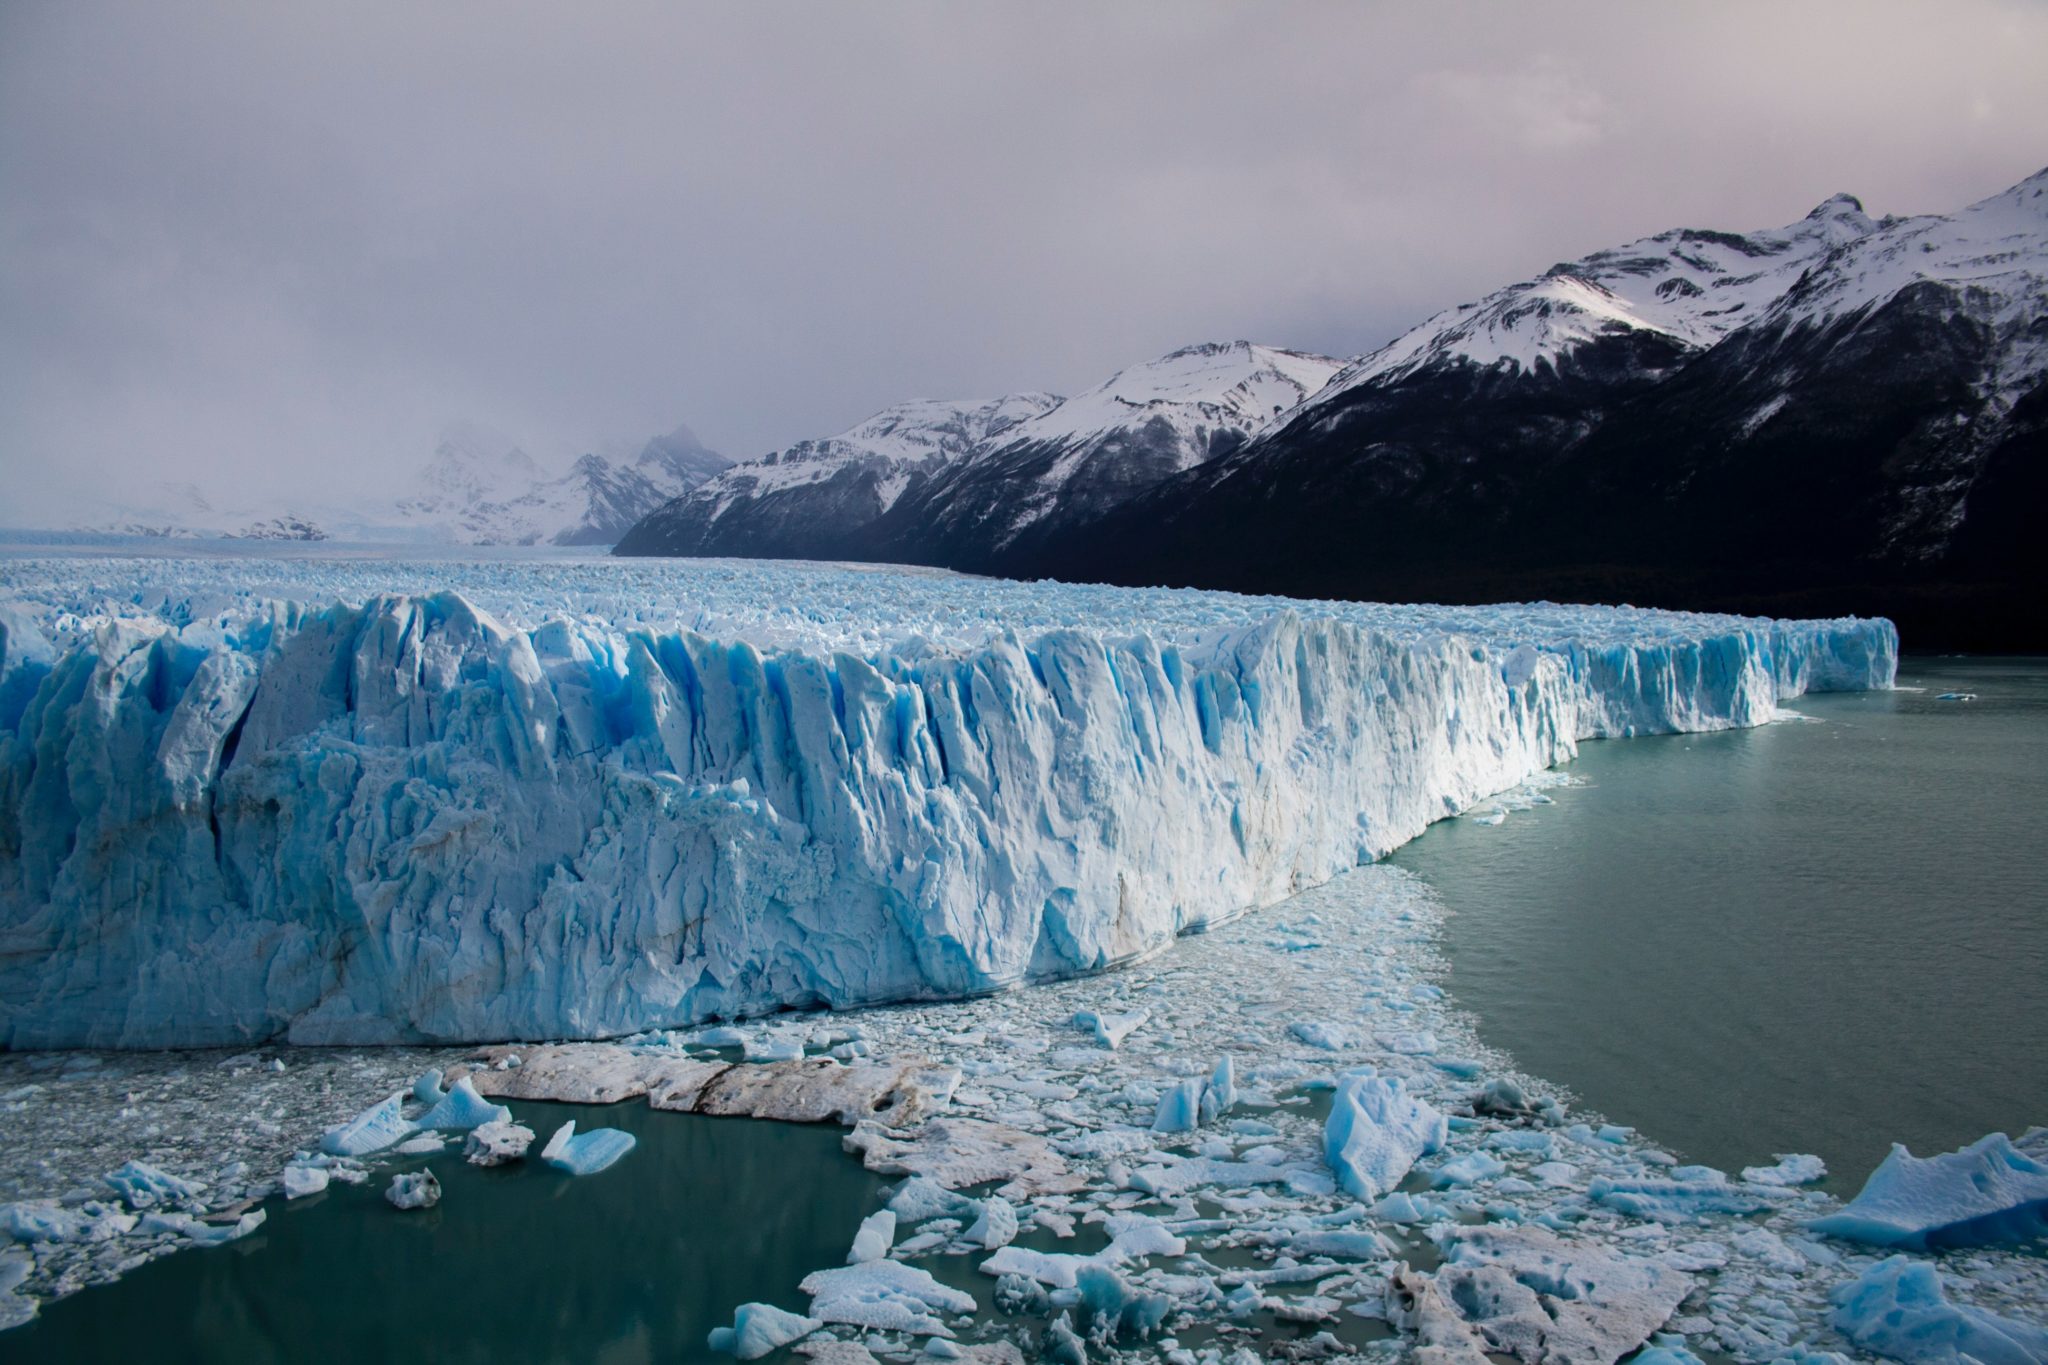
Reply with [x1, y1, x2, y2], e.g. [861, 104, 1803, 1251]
[4, 1, 2046, 518]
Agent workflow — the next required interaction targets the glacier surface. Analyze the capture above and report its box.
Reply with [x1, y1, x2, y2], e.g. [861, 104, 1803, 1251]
[0, 554, 1895, 1048]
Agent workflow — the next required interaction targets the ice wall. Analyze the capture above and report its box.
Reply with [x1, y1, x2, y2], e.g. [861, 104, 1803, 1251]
[0, 559, 1896, 1047]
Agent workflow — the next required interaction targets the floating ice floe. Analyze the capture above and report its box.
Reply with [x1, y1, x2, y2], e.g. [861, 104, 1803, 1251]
[320, 1093, 419, 1157]
[708, 1302, 823, 1359]
[539, 1121, 636, 1176]
[281, 1163, 329, 1199]
[464, 1118, 535, 1166]
[137, 1209, 265, 1245]
[798, 1261, 976, 1337]
[1808, 1133, 2048, 1249]
[1830, 1255, 2048, 1364]
[1741, 1153, 1827, 1187]
[384, 1170, 440, 1211]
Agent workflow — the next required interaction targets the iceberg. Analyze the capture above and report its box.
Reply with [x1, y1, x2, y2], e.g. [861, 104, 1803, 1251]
[846, 1210, 896, 1264]
[320, 1093, 419, 1157]
[1808, 1133, 2048, 1250]
[416, 1075, 513, 1132]
[0, 556, 1896, 1047]
[1323, 1074, 1447, 1201]
[464, 1118, 535, 1166]
[539, 1121, 636, 1176]
[1830, 1255, 2048, 1365]
[708, 1303, 823, 1360]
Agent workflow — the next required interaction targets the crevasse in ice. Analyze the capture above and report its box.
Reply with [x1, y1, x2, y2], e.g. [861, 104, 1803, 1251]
[0, 556, 1897, 1048]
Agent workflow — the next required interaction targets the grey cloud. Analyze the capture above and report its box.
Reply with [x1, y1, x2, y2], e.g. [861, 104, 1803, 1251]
[3, 0, 2046, 519]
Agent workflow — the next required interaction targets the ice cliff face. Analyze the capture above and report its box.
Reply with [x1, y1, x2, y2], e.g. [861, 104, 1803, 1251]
[0, 557, 1896, 1048]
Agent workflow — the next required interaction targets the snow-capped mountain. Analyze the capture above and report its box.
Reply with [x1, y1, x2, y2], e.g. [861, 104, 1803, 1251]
[1020, 167, 2048, 650]
[883, 341, 1343, 564]
[614, 341, 1340, 563]
[616, 395, 1058, 560]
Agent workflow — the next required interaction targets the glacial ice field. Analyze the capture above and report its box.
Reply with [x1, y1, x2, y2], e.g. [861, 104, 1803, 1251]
[0, 554, 1897, 1049]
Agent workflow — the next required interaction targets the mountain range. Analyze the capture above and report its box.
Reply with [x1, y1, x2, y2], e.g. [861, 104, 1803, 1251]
[618, 167, 2048, 650]
[54, 422, 731, 546]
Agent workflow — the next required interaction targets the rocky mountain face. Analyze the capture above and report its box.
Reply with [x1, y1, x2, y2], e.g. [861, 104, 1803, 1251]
[617, 168, 2048, 650]
[612, 342, 1342, 565]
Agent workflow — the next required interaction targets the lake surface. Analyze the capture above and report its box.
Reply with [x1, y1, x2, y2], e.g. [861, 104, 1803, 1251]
[0, 1101, 886, 1365]
[1400, 657, 2048, 1193]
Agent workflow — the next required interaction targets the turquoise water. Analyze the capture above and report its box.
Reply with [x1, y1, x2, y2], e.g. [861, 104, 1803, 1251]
[1399, 657, 2048, 1192]
[0, 1101, 886, 1364]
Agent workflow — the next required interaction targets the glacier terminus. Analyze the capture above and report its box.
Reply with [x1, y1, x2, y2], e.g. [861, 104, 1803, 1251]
[0, 554, 1894, 1050]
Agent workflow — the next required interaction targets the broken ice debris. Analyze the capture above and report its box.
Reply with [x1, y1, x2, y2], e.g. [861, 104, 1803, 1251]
[321, 1092, 420, 1157]
[102, 1160, 202, 1210]
[385, 1170, 441, 1211]
[798, 1260, 976, 1336]
[964, 1197, 1018, 1250]
[464, 1118, 535, 1166]
[1809, 1132, 2048, 1249]
[708, 1302, 823, 1359]
[138, 1209, 266, 1245]
[1323, 1074, 1447, 1201]
[539, 1120, 636, 1175]
[1289, 1020, 1350, 1051]
[1830, 1254, 2048, 1364]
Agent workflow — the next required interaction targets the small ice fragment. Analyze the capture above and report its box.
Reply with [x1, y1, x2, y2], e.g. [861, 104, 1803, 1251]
[1152, 1079, 1203, 1134]
[1433, 1152, 1507, 1188]
[138, 1209, 265, 1245]
[964, 1197, 1018, 1250]
[707, 1302, 822, 1359]
[1935, 692, 1977, 701]
[540, 1121, 636, 1176]
[393, 1135, 444, 1155]
[385, 1170, 441, 1211]
[887, 1177, 974, 1224]
[1289, 1021, 1350, 1051]
[412, 1069, 448, 1106]
[281, 1163, 329, 1199]
[465, 1118, 535, 1166]
[1073, 1009, 1148, 1050]
[1200, 1056, 1237, 1122]
[320, 1093, 419, 1157]
[846, 1209, 896, 1264]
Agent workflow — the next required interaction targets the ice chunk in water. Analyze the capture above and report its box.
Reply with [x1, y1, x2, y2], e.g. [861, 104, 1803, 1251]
[707, 1302, 823, 1359]
[416, 1075, 513, 1132]
[321, 1093, 419, 1157]
[964, 1197, 1018, 1250]
[1289, 1021, 1350, 1051]
[1830, 1255, 2048, 1364]
[1808, 1133, 2048, 1250]
[846, 1210, 896, 1264]
[1152, 1079, 1203, 1134]
[385, 1171, 441, 1211]
[1073, 1010, 1147, 1050]
[1075, 1264, 1171, 1342]
[465, 1118, 535, 1166]
[1200, 1056, 1237, 1122]
[887, 1177, 975, 1224]
[281, 1163, 329, 1199]
[1323, 1074, 1446, 1201]
[539, 1121, 637, 1176]
[1742, 1153, 1826, 1186]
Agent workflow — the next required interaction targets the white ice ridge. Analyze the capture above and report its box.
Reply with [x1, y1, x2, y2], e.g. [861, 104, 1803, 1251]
[0, 555, 1897, 1047]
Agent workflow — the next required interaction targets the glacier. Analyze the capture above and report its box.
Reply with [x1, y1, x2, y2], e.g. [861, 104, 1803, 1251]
[0, 554, 1896, 1048]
